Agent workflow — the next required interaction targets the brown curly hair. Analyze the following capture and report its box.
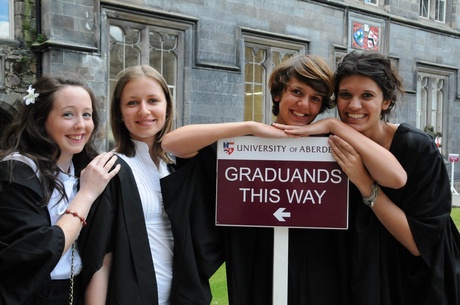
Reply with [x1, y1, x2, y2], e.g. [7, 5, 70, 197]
[269, 54, 334, 116]
[333, 51, 404, 121]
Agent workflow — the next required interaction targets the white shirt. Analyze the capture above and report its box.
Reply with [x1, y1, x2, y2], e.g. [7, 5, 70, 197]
[119, 140, 174, 305]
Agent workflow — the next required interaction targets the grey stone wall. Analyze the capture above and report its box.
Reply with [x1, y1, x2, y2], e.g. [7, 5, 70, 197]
[3, 0, 460, 177]
[1, 0, 39, 109]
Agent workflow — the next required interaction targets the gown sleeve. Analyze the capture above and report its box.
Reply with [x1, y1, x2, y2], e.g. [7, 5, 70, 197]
[78, 159, 120, 288]
[161, 143, 225, 304]
[387, 124, 453, 265]
[0, 161, 65, 304]
[78, 178, 116, 286]
[381, 124, 460, 304]
[80, 158, 160, 305]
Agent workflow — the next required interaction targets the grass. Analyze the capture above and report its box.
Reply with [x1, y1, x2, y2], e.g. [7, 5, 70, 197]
[210, 208, 460, 303]
[210, 264, 228, 304]
[452, 206, 460, 230]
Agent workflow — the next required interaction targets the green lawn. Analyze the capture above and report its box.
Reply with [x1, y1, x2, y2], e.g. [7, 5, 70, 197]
[210, 264, 228, 304]
[452, 207, 460, 230]
[210, 207, 460, 303]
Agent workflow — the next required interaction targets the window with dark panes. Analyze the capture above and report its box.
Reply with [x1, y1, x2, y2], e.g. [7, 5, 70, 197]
[103, 10, 187, 149]
[243, 35, 305, 124]
[108, 22, 179, 102]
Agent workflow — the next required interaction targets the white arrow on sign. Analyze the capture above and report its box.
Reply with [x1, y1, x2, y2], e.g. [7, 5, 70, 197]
[273, 207, 291, 222]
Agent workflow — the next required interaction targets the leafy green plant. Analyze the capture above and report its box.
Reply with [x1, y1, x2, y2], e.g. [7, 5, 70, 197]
[35, 34, 46, 44]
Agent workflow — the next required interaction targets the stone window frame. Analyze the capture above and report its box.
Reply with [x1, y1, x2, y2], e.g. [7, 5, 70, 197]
[101, 5, 196, 149]
[420, 0, 430, 18]
[364, 0, 378, 6]
[420, 0, 447, 23]
[106, 20, 181, 102]
[0, 0, 13, 39]
[240, 28, 309, 124]
[416, 62, 457, 156]
[434, 0, 447, 22]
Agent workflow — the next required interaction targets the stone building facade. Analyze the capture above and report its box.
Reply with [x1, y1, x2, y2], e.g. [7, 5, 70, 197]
[2, 0, 460, 179]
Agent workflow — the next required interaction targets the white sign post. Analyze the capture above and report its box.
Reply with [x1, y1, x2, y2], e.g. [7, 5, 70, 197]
[449, 154, 459, 195]
[273, 227, 289, 305]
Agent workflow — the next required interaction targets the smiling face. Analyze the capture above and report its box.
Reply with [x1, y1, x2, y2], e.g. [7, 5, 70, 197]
[274, 78, 324, 126]
[119, 77, 167, 146]
[45, 85, 94, 170]
[336, 74, 391, 137]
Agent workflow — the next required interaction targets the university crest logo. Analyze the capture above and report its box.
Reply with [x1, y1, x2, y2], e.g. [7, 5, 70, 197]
[223, 141, 235, 155]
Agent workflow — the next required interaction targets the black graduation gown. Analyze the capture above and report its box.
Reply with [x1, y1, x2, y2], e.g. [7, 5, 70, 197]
[0, 161, 66, 305]
[80, 153, 225, 305]
[222, 225, 349, 305]
[161, 144, 225, 304]
[179, 144, 350, 305]
[79, 157, 160, 305]
[349, 123, 460, 305]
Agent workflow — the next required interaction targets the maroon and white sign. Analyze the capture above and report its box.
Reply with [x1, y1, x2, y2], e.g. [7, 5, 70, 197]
[449, 154, 459, 163]
[216, 137, 349, 229]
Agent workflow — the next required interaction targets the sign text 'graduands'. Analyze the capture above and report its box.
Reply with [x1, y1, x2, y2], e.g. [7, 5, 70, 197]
[216, 137, 349, 229]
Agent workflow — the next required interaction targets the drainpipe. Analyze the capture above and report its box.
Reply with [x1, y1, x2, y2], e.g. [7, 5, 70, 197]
[35, 0, 42, 78]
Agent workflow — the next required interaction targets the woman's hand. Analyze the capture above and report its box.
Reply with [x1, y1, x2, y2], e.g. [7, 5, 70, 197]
[275, 119, 406, 188]
[58, 153, 120, 253]
[272, 117, 340, 137]
[79, 152, 121, 202]
[329, 135, 372, 190]
[249, 121, 298, 138]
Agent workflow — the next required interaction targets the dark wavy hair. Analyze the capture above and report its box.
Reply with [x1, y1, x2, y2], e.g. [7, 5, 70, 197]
[0, 73, 100, 206]
[269, 54, 334, 116]
[110, 65, 174, 163]
[333, 51, 404, 120]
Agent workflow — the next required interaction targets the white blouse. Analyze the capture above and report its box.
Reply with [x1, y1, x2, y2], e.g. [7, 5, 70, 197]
[118, 140, 174, 305]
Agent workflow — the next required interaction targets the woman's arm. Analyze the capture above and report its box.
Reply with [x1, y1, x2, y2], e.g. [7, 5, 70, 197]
[273, 118, 407, 189]
[85, 253, 112, 305]
[329, 146, 419, 255]
[161, 121, 291, 159]
[371, 190, 420, 256]
[277, 119, 417, 254]
[57, 152, 120, 254]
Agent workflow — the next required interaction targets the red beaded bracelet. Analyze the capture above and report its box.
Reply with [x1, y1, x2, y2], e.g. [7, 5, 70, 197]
[65, 209, 87, 227]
